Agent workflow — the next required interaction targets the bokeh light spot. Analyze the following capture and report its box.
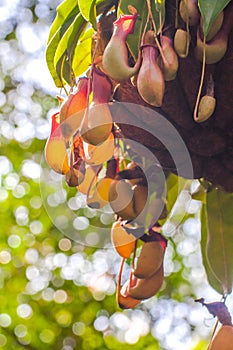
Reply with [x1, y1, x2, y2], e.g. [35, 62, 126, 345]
[94, 316, 109, 332]
[72, 322, 85, 336]
[54, 289, 67, 304]
[39, 329, 55, 344]
[73, 216, 89, 231]
[8, 234, 21, 248]
[17, 304, 33, 319]
[0, 250, 11, 264]
[0, 156, 12, 175]
[55, 310, 72, 327]
[14, 324, 27, 338]
[21, 160, 41, 179]
[0, 334, 7, 347]
[59, 238, 72, 252]
[0, 314, 11, 327]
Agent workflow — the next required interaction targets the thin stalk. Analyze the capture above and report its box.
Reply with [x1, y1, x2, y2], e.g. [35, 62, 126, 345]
[193, 35, 206, 121]
[158, 2, 163, 35]
[175, 0, 179, 28]
[129, 269, 134, 287]
[132, 239, 138, 270]
[211, 319, 219, 341]
[69, 136, 74, 167]
[141, 14, 150, 46]
[146, 0, 167, 63]
[59, 55, 69, 96]
[185, 18, 190, 57]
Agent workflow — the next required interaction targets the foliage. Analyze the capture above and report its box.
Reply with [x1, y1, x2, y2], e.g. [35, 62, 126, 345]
[198, 0, 231, 35]
[46, 0, 232, 87]
[205, 189, 233, 294]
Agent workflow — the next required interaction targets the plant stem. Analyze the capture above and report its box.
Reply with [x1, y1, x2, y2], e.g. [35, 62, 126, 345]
[117, 257, 125, 293]
[132, 239, 138, 270]
[193, 35, 206, 121]
[175, 0, 179, 28]
[146, 0, 167, 63]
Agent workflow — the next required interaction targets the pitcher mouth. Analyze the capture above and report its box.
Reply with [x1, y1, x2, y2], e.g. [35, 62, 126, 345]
[114, 13, 138, 35]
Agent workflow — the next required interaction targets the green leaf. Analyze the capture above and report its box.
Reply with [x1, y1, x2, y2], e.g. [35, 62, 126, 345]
[200, 201, 223, 295]
[205, 188, 233, 294]
[164, 174, 189, 215]
[72, 27, 94, 77]
[54, 13, 87, 85]
[159, 174, 188, 226]
[96, 0, 116, 12]
[57, 54, 74, 86]
[46, 8, 80, 87]
[198, 0, 231, 36]
[47, 0, 79, 44]
[46, 0, 113, 86]
[78, 0, 97, 29]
